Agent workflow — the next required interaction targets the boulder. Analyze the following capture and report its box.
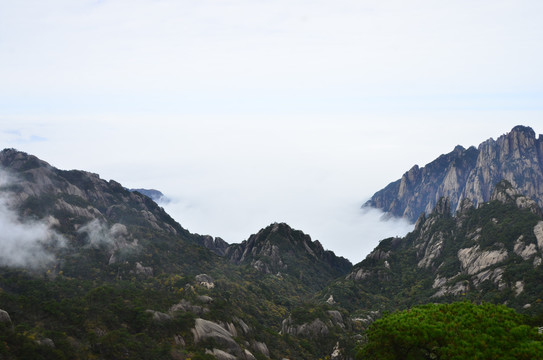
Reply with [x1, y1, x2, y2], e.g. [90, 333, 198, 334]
[145, 310, 172, 322]
[0, 309, 12, 324]
[195, 274, 215, 289]
[252, 341, 270, 357]
[192, 318, 239, 352]
[206, 349, 237, 360]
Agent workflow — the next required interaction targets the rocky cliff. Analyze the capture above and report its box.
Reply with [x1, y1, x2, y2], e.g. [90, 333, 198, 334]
[329, 181, 543, 314]
[365, 125, 543, 222]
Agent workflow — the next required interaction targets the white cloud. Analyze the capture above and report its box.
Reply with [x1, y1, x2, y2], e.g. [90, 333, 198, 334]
[0, 172, 65, 269]
[1, 0, 542, 102]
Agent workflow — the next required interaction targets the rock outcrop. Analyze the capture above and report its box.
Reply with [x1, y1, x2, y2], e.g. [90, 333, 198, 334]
[344, 181, 543, 310]
[0, 309, 12, 324]
[197, 235, 229, 256]
[191, 318, 261, 359]
[192, 318, 239, 350]
[280, 316, 330, 338]
[365, 126, 543, 222]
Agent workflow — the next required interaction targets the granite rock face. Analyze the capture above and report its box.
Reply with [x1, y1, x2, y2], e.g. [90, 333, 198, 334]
[0, 309, 12, 324]
[346, 181, 543, 307]
[365, 126, 543, 222]
[0, 148, 186, 236]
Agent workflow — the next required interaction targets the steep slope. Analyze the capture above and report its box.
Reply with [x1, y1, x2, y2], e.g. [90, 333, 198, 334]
[327, 181, 543, 316]
[0, 148, 221, 278]
[365, 125, 543, 222]
[225, 222, 352, 290]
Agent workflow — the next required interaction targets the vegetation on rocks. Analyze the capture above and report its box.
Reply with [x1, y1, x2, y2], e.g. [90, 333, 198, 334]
[1, 141, 543, 359]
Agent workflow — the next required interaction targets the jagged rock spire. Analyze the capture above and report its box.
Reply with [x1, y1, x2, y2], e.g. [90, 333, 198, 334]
[365, 126, 543, 222]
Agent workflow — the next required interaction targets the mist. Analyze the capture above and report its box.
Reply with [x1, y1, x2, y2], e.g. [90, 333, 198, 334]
[0, 172, 65, 269]
[77, 219, 139, 263]
[162, 188, 414, 264]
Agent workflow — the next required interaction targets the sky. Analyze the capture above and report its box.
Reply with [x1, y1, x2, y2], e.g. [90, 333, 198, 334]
[1, 0, 542, 263]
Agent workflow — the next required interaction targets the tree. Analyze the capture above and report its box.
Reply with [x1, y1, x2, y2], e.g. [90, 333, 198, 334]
[357, 302, 543, 360]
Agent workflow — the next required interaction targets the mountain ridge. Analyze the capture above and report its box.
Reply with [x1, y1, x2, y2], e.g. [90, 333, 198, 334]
[1, 141, 543, 359]
[364, 125, 543, 222]
[327, 180, 543, 315]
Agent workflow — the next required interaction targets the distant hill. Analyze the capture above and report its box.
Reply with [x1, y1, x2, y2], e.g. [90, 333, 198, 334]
[129, 188, 169, 203]
[364, 125, 543, 222]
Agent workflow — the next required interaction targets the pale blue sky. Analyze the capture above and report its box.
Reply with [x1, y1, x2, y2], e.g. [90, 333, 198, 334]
[1, 0, 542, 262]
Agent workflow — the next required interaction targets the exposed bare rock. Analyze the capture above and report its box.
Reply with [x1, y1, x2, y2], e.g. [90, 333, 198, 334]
[197, 295, 213, 304]
[174, 334, 186, 347]
[432, 281, 469, 298]
[0, 148, 185, 236]
[327, 311, 345, 328]
[37, 338, 55, 348]
[195, 274, 215, 289]
[417, 233, 445, 269]
[225, 322, 237, 337]
[366, 248, 390, 261]
[535, 221, 543, 253]
[196, 235, 229, 256]
[490, 180, 543, 216]
[206, 349, 237, 360]
[472, 267, 505, 289]
[192, 319, 240, 353]
[145, 310, 172, 322]
[365, 126, 543, 221]
[458, 245, 508, 275]
[0, 309, 12, 324]
[244, 349, 257, 360]
[251, 341, 270, 357]
[352, 311, 380, 329]
[135, 262, 153, 276]
[432, 275, 448, 289]
[514, 236, 538, 260]
[331, 342, 342, 360]
[514, 280, 525, 296]
[54, 199, 99, 219]
[169, 299, 208, 316]
[280, 316, 329, 338]
[234, 317, 251, 335]
[346, 268, 371, 281]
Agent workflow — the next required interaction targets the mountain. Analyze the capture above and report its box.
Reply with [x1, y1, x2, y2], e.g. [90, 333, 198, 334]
[364, 125, 543, 222]
[326, 180, 543, 316]
[0, 147, 542, 359]
[0, 148, 354, 360]
[225, 222, 352, 290]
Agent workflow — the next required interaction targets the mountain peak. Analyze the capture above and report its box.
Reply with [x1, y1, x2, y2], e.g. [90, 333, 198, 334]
[510, 125, 536, 137]
[365, 125, 543, 222]
[224, 222, 351, 290]
[0, 148, 52, 172]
